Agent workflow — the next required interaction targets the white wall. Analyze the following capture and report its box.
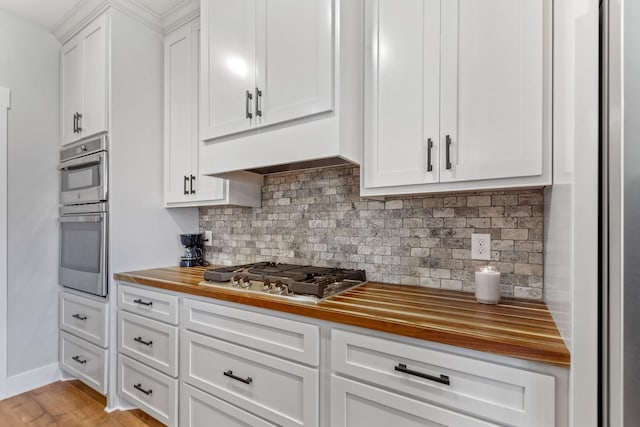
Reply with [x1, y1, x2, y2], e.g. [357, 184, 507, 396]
[544, 0, 599, 425]
[0, 9, 61, 391]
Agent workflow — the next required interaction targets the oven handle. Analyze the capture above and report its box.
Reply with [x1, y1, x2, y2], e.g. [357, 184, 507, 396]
[59, 215, 103, 223]
[57, 153, 103, 171]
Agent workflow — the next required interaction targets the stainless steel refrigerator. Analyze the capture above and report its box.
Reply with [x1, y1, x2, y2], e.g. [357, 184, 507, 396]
[602, 0, 640, 425]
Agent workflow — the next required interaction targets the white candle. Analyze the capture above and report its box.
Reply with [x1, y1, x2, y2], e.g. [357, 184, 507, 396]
[475, 266, 501, 304]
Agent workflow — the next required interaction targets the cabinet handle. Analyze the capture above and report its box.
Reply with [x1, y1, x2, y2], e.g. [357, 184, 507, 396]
[190, 175, 196, 194]
[245, 90, 253, 119]
[394, 363, 450, 386]
[72, 355, 87, 365]
[426, 138, 433, 172]
[183, 176, 189, 195]
[133, 298, 153, 307]
[73, 113, 77, 133]
[224, 369, 253, 385]
[133, 383, 153, 396]
[445, 135, 452, 170]
[72, 313, 87, 321]
[255, 87, 262, 117]
[134, 336, 152, 346]
[76, 113, 83, 132]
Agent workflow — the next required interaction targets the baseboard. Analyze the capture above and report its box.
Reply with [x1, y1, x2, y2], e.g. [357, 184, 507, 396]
[105, 394, 137, 413]
[0, 362, 62, 399]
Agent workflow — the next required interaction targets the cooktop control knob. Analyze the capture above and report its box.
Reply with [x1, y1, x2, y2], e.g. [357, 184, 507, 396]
[232, 275, 241, 287]
[262, 279, 272, 292]
[274, 280, 285, 294]
[241, 277, 251, 288]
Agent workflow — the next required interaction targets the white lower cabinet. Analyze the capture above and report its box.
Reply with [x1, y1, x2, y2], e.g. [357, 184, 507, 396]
[60, 331, 108, 394]
[118, 354, 178, 426]
[180, 297, 320, 427]
[59, 290, 108, 395]
[117, 310, 178, 377]
[60, 291, 108, 347]
[117, 284, 180, 426]
[181, 329, 319, 427]
[331, 375, 498, 427]
[331, 329, 556, 427]
[114, 285, 565, 427]
[181, 382, 278, 427]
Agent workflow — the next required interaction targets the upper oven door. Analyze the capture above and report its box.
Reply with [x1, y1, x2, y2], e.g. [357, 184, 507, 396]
[59, 212, 108, 297]
[58, 151, 108, 205]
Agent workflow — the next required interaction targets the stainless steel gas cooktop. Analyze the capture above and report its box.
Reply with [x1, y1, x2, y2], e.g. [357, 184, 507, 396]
[200, 262, 367, 303]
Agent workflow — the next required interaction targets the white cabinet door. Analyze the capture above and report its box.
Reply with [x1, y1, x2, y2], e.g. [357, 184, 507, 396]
[165, 19, 226, 205]
[61, 14, 108, 145]
[331, 375, 499, 427]
[439, 0, 544, 183]
[165, 23, 197, 204]
[363, 0, 440, 188]
[200, 0, 257, 140]
[80, 14, 108, 140]
[61, 34, 83, 145]
[181, 383, 278, 427]
[255, 0, 333, 127]
[192, 24, 225, 203]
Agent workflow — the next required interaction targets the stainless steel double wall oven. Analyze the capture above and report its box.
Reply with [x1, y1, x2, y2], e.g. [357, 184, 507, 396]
[58, 134, 109, 297]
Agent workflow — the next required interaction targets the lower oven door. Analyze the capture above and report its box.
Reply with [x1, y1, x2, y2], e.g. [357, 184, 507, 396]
[59, 212, 108, 297]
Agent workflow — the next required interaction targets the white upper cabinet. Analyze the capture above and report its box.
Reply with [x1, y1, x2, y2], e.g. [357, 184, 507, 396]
[61, 14, 108, 145]
[255, 0, 333, 127]
[363, 0, 440, 188]
[198, 0, 362, 176]
[200, 0, 332, 141]
[165, 18, 262, 207]
[362, 0, 551, 196]
[439, 0, 544, 183]
[165, 23, 197, 204]
[200, 0, 256, 140]
[62, 39, 82, 145]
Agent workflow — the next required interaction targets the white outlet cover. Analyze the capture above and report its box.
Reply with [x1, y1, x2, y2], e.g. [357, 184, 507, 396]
[471, 233, 491, 260]
[204, 230, 213, 246]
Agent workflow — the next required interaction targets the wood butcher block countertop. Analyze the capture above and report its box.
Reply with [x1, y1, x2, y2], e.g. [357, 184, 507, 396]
[114, 266, 570, 367]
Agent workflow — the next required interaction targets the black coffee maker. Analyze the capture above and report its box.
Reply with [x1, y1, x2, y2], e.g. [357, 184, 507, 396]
[179, 233, 207, 267]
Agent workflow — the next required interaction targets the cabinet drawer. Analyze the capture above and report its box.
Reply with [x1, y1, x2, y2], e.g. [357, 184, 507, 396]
[331, 375, 498, 427]
[331, 329, 555, 427]
[118, 354, 178, 427]
[60, 331, 107, 394]
[181, 383, 278, 427]
[118, 310, 178, 377]
[181, 330, 319, 427]
[182, 298, 319, 366]
[117, 284, 178, 325]
[60, 291, 108, 347]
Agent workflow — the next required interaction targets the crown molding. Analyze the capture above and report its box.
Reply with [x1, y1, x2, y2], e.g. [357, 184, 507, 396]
[162, 0, 199, 34]
[52, 0, 200, 43]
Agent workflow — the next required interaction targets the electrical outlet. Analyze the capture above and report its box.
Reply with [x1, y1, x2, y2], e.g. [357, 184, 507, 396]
[471, 233, 491, 260]
[204, 230, 213, 246]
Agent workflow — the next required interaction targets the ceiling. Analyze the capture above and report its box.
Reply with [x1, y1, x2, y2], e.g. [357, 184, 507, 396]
[0, 0, 187, 31]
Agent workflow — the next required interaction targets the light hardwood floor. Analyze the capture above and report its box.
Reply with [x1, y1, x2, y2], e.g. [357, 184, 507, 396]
[0, 380, 165, 426]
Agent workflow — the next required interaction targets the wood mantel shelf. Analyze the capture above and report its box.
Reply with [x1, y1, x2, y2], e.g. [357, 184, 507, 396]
[114, 266, 570, 367]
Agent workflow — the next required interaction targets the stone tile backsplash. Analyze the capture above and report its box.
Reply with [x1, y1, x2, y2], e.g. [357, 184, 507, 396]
[199, 165, 544, 299]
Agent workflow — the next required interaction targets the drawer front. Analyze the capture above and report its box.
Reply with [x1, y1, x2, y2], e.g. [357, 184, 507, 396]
[181, 383, 278, 427]
[118, 354, 178, 427]
[182, 298, 319, 366]
[60, 292, 108, 347]
[117, 284, 178, 324]
[60, 331, 107, 394]
[332, 329, 555, 427]
[181, 330, 319, 427]
[118, 310, 178, 377]
[331, 375, 499, 427]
